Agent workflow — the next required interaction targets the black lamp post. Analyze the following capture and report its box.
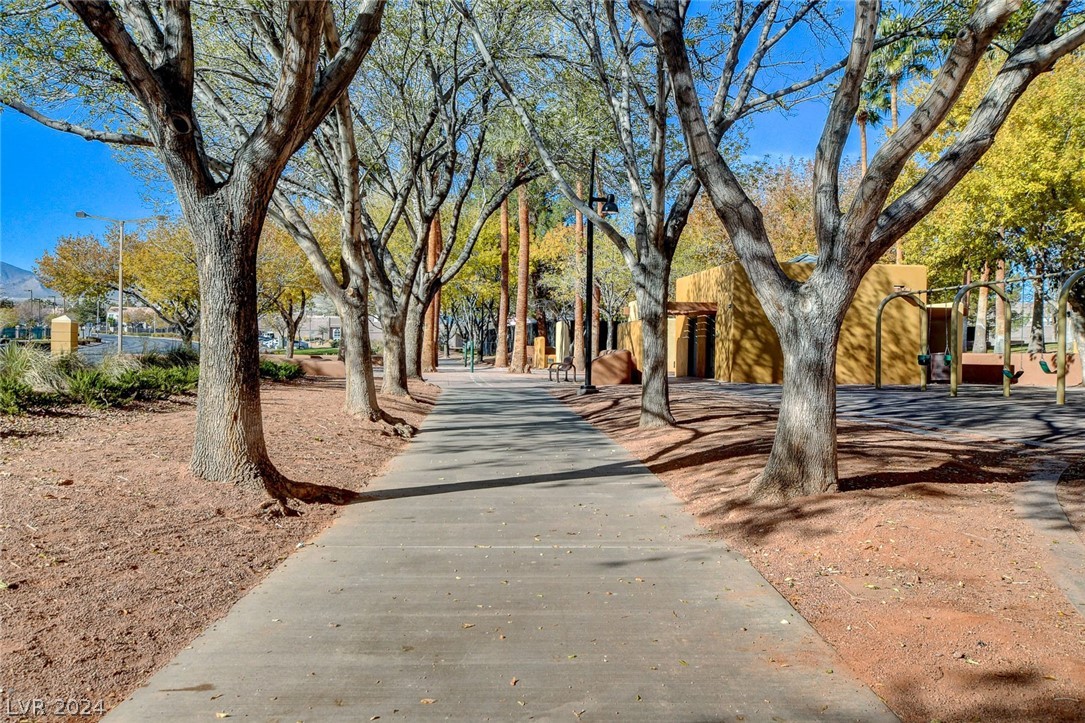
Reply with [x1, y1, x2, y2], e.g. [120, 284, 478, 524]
[579, 149, 619, 396]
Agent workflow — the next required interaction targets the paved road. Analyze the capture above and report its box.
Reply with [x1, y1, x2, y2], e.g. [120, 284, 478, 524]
[77, 334, 187, 363]
[106, 367, 895, 722]
[704, 382, 1085, 453]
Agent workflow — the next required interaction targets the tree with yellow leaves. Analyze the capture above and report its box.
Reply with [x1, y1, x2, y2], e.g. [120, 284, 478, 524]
[126, 223, 201, 347]
[257, 222, 327, 359]
[902, 52, 1085, 347]
[37, 225, 201, 346]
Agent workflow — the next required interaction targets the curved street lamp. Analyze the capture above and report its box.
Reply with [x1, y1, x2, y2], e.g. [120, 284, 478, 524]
[580, 149, 619, 396]
[75, 211, 168, 354]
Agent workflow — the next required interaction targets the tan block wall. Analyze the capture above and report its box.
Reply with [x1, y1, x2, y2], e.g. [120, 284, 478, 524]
[673, 262, 927, 385]
[617, 319, 643, 370]
[50, 315, 79, 356]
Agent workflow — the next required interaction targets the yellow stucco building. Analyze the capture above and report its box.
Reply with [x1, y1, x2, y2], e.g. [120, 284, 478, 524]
[670, 261, 927, 385]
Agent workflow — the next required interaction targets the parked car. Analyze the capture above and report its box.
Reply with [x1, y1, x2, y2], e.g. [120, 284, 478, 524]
[294, 340, 310, 349]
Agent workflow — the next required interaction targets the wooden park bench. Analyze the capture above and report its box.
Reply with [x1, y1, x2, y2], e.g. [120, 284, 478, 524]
[548, 356, 577, 382]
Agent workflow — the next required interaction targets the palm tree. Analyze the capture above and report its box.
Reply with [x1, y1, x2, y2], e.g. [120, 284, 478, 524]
[871, 14, 936, 132]
[869, 12, 936, 262]
[856, 73, 890, 176]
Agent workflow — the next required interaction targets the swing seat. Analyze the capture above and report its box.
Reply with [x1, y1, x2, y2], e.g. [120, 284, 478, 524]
[917, 353, 931, 366]
[1002, 368, 1025, 380]
[1039, 359, 1057, 374]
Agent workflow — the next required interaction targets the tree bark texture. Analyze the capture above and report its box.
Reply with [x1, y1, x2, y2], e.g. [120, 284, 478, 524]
[405, 296, 424, 380]
[753, 304, 844, 499]
[188, 208, 281, 493]
[381, 314, 410, 396]
[422, 215, 441, 373]
[632, 253, 674, 428]
[510, 185, 531, 373]
[494, 197, 511, 367]
[338, 292, 413, 436]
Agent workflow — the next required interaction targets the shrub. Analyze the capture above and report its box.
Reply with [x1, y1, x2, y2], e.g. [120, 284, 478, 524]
[125, 366, 199, 399]
[142, 346, 199, 368]
[259, 359, 304, 382]
[0, 343, 32, 382]
[65, 369, 137, 409]
[0, 376, 34, 415]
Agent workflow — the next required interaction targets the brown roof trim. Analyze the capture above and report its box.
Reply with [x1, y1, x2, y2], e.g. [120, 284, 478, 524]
[667, 302, 718, 315]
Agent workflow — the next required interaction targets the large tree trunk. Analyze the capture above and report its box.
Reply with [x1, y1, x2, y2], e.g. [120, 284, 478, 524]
[632, 253, 675, 428]
[339, 290, 413, 437]
[187, 210, 303, 502]
[405, 294, 425, 380]
[510, 185, 530, 373]
[972, 262, 990, 353]
[754, 303, 843, 499]
[422, 215, 441, 373]
[381, 314, 410, 397]
[494, 197, 511, 368]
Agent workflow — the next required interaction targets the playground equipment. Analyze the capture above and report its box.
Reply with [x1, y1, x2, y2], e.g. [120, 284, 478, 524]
[875, 267, 1084, 404]
[875, 290, 930, 390]
[948, 280, 1012, 397]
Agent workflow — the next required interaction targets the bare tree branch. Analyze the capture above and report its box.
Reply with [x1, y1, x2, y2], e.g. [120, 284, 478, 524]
[2, 98, 154, 146]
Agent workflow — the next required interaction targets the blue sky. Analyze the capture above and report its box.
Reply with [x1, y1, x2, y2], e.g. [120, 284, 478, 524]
[0, 5, 866, 273]
[1, 113, 177, 270]
[2, 102, 865, 274]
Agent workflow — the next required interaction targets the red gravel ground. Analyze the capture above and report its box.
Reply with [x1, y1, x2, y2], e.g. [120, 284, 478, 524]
[0, 377, 436, 721]
[554, 381, 1085, 723]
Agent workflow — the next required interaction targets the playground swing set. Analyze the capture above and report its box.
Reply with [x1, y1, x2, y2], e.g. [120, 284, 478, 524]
[875, 267, 1084, 405]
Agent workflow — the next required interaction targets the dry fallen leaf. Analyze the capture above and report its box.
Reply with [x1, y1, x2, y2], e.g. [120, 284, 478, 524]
[420, 698, 437, 705]
[215, 713, 230, 719]
[510, 677, 518, 686]
[462, 623, 475, 629]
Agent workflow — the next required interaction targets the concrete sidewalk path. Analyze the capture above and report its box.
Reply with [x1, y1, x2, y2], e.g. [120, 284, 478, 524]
[108, 368, 895, 722]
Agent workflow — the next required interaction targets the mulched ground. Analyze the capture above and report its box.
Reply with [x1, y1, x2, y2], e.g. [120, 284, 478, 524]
[554, 380, 1085, 723]
[0, 377, 436, 721]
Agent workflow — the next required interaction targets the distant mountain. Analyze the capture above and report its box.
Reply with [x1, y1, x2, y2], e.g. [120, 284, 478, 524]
[0, 262, 57, 301]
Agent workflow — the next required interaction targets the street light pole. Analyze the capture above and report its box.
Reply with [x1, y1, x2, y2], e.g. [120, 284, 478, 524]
[117, 220, 125, 354]
[76, 211, 167, 354]
[579, 149, 619, 396]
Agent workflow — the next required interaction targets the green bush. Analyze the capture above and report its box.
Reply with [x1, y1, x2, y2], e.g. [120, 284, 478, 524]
[142, 346, 199, 368]
[123, 366, 199, 399]
[259, 359, 304, 381]
[65, 369, 138, 409]
[0, 376, 34, 415]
